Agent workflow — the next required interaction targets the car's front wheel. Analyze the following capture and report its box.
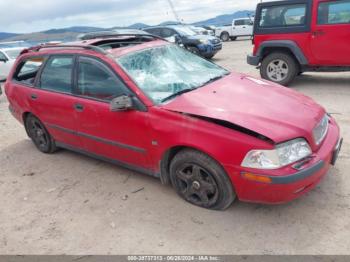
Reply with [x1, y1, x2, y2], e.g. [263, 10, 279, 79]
[25, 114, 57, 153]
[170, 149, 236, 210]
[204, 54, 215, 59]
[260, 52, 299, 86]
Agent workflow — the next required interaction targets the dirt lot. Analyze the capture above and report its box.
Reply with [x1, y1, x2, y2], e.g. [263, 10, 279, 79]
[0, 40, 349, 255]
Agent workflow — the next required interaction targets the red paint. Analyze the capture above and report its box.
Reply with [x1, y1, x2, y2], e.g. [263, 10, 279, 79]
[5, 39, 340, 204]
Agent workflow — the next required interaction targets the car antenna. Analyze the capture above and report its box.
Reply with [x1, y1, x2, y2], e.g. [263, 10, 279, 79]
[166, 0, 184, 24]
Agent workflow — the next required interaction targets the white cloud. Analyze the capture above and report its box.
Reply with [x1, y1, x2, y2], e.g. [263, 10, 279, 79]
[0, 0, 262, 33]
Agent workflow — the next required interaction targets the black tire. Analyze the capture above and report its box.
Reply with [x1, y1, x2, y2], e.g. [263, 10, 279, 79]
[25, 114, 57, 154]
[230, 36, 237, 41]
[170, 149, 236, 210]
[204, 54, 215, 59]
[220, 32, 230, 42]
[260, 52, 299, 86]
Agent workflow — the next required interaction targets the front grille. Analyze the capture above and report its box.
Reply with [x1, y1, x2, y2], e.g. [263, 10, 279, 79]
[211, 39, 221, 44]
[313, 115, 329, 145]
[212, 43, 222, 50]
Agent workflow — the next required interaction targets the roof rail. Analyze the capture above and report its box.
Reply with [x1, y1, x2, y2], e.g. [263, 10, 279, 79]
[79, 32, 163, 41]
[20, 44, 107, 55]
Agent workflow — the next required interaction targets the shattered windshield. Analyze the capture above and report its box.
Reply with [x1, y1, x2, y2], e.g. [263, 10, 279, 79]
[117, 44, 229, 104]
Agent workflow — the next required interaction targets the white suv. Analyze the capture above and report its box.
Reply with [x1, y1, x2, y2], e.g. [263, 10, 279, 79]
[215, 18, 254, 42]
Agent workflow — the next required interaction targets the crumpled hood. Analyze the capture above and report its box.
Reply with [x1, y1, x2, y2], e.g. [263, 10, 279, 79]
[161, 72, 325, 144]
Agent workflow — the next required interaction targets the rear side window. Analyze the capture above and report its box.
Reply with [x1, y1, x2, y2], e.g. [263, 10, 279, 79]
[318, 0, 350, 25]
[40, 56, 74, 94]
[234, 20, 245, 26]
[13, 56, 45, 86]
[259, 4, 307, 27]
[77, 57, 128, 101]
[235, 19, 251, 26]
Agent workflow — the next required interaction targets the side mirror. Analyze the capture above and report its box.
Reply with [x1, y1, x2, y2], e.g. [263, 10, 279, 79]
[174, 34, 182, 44]
[110, 95, 133, 112]
[0, 58, 7, 63]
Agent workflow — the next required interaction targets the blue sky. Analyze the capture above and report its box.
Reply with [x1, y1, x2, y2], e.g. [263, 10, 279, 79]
[0, 0, 261, 33]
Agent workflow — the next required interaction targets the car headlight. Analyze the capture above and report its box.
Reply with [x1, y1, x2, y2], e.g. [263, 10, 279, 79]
[313, 114, 329, 145]
[241, 138, 312, 169]
[199, 39, 210, 44]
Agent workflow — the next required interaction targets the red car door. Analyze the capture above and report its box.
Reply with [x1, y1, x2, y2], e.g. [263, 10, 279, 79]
[72, 56, 153, 172]
[310, 0, 350, 65]
[29, 55, 81, 148]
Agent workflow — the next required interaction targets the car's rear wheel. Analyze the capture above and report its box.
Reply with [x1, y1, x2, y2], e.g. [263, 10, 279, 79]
[25, 114, 57, 153]
[170, 149, 236, 210]
[220, 32, 230, 42]
[260, 52, 299, 86]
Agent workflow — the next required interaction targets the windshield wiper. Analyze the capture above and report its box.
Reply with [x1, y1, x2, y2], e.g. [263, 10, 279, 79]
[161, 88, 196, 103]
[161, 74, 229, 103]
[198, 74, 228, 88]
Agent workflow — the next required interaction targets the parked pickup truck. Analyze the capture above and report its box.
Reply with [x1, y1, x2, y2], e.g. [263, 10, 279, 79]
[0, 47, 23, 81]
[215, 18, 254, 41]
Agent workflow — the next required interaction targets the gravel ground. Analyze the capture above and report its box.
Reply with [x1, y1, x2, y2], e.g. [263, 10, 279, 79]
[0, 39, 349, 255]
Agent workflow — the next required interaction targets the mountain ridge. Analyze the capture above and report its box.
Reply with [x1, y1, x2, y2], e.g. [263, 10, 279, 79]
[0, 10, 255, 43]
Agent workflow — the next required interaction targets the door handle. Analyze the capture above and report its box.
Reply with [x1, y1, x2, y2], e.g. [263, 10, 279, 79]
[30, 94, 38, 100]
[312, 30, 325, 37]
[243, 26, 246, 28]
[74, 103, 84, 112]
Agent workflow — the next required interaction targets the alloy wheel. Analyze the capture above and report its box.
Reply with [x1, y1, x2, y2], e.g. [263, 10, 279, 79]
[174, 163, 219, 207]
[28, 118, 49, 151]
[267, 59, 289, 82]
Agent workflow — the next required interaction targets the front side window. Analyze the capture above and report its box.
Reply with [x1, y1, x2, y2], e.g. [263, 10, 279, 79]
[259, 4, 307, 27]
[318, 0, 350, 25]
[118, 44, 229, 104]
[145, 28, 161, 36]
[77, 57, 127, 101]
[40, 56, 73, 93]
[244, 19, 253, 26]
[13, 56, 45, 86]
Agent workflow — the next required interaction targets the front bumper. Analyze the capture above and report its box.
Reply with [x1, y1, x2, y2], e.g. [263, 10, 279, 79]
[198, 43, 222, 57]
[225, 118, 341, 204]
[247, 54, 260, 66]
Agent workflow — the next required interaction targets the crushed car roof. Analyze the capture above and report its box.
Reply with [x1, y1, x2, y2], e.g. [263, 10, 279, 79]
[19, 34, 169, 58]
